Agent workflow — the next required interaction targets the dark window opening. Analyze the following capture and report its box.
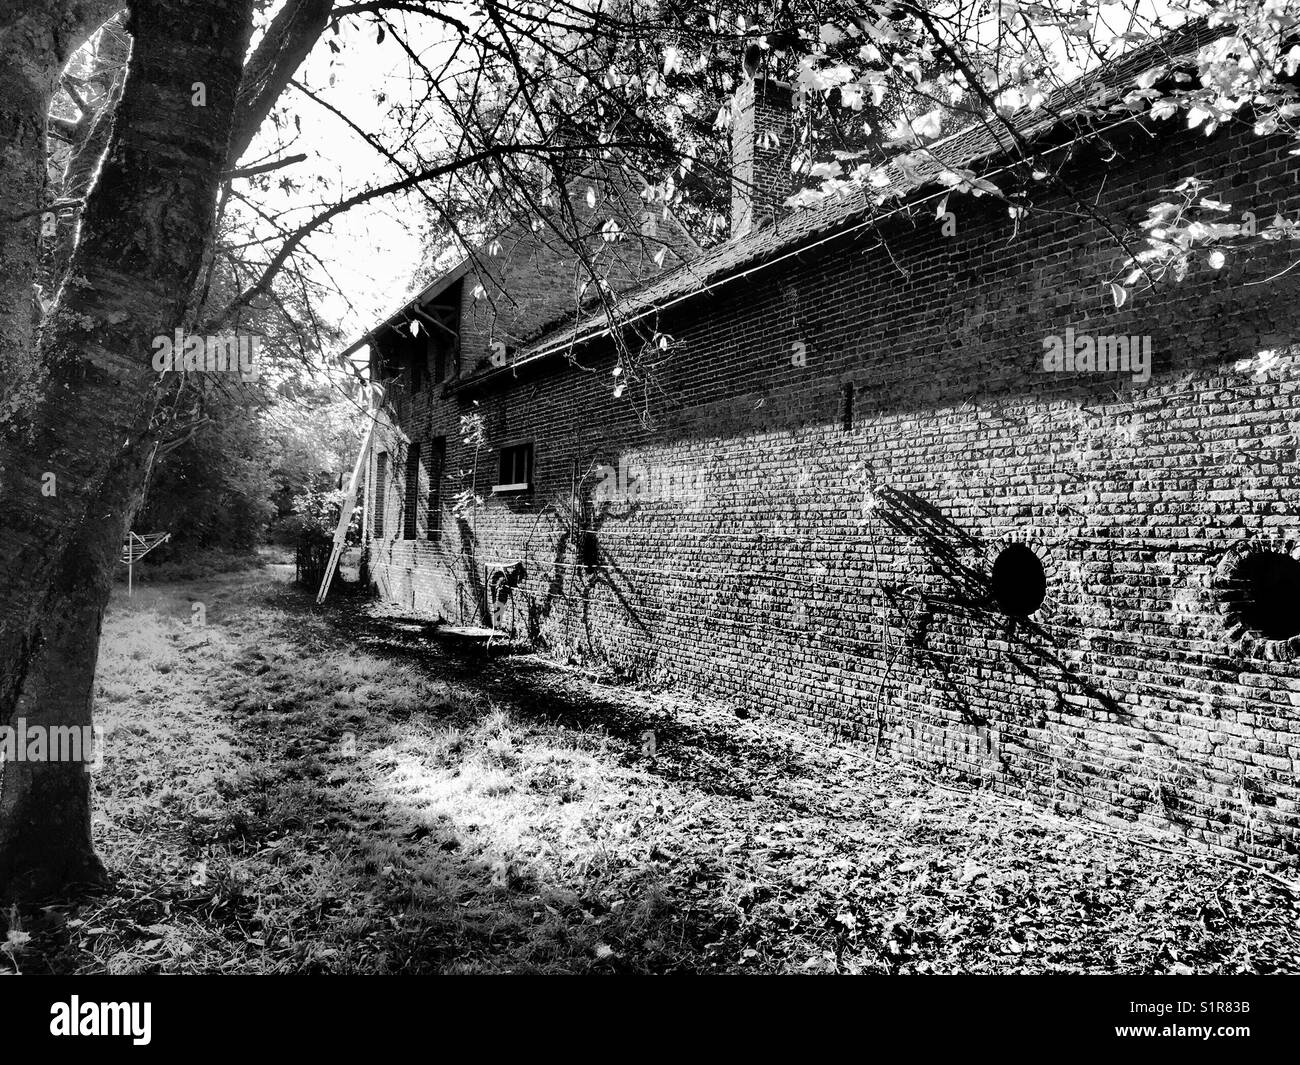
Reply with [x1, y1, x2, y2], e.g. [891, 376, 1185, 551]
[403, 444, 421, 539]
[495, 443, 533, 492]
[429, 326, 460, 383]
[581, 529, 600, 570]
[409, 335, 428, 392]
[423, 281, 461, 383]
[841, 382, 855, 431]
[1225, 550, 1300, 640]
[991, 543, 1047, 617]
[373, 451, 388, 538]
[427, 436, 445, 540]
[373, 323, 428, 392]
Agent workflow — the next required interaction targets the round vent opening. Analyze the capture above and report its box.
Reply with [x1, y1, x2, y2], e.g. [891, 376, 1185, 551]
[1222, 549, 1300, 641]
[991, 543, 1047, 617]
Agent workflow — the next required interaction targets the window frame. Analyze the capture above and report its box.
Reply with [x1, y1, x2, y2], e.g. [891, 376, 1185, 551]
[409, 343, 428, 393]
[493, 442, 533, 494]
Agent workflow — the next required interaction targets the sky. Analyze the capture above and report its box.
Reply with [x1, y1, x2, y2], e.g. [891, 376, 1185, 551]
[236, 6, 464, 351]
[228, 0, 1184, 358]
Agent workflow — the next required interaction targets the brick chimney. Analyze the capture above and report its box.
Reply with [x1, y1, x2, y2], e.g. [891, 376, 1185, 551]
[730, 77, 796, 239]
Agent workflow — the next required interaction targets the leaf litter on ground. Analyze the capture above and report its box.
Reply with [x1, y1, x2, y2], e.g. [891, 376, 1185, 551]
[5, 564, 1298, 975]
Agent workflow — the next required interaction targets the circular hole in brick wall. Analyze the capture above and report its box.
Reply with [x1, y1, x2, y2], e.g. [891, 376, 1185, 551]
[1221, 549, 1300, 641]
[991, 543, 1047, 617]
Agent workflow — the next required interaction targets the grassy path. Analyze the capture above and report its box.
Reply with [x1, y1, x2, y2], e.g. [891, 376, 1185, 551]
[8, 564, 1299, 973]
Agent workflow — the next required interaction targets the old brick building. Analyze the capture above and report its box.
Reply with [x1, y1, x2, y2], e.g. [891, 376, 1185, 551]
[352, 23, 1300, 863]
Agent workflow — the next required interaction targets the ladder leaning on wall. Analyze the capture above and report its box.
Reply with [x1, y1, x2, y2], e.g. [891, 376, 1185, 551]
[316, 401, 379, 605]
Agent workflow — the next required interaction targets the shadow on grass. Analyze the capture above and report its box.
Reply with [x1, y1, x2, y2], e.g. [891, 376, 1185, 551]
[17, 571, 1297, 976]
[312, 587, 812, 802]
[15, 573, 784, 974]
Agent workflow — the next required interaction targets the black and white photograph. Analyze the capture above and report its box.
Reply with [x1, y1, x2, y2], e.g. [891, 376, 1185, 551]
[0, 0, 1297, 1044]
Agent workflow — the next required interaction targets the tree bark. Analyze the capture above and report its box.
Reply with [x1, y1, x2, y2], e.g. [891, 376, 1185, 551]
[0, 0, 255, 900]
[1, 8, 65, 427]
[0, 449, 152, 899]
[0, 1, 123, 424]
[50, 14, 131, 285]
[0, 0, 334, 900]
[226, 0, 335, 168]
[0, 0, 253, 723]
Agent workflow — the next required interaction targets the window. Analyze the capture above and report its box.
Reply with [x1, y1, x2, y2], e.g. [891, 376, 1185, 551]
[378, 324, 427, 392]
[423, 281, 461, 384]
[422, 321, 456, 385]
[429, 322, 458, 383]
[403, 443, 421, 539]
[373, 452, 388, 538]
[427, 436, 446, 540]
[494, 443, 533, 493]
[841, 382, 855, 431]
[581, 530, 600, 570]
[431, 334, 448, 384]
[410, 342, 428, 392]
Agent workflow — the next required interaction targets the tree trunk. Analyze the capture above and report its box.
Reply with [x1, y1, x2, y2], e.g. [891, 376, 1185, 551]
[0, 1, 123, 422]
[0, 574, 109, 900]
[0, 455, 151, 898]
[226, 0, 334, 167]
[0, 0, 254, 727]
[0, 7, 63, 426]
[0, 0, 333, 900]
[50, 15, 131, 286]
[0, 0, 254, 899]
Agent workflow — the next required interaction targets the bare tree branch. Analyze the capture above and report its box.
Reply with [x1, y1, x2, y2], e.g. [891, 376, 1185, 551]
[223, 153, 308, 179]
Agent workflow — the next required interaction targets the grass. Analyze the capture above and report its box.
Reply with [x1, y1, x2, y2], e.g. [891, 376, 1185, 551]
[6, 562, 1300, 974]
[115, 545, 268, 586]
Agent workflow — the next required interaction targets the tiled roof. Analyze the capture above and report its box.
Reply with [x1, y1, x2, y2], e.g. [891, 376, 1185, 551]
[342, 153, 703, 359]
[472, 17, 1219, 378]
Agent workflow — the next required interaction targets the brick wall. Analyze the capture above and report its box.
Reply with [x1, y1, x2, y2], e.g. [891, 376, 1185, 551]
[366, 114, 1300, 863]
